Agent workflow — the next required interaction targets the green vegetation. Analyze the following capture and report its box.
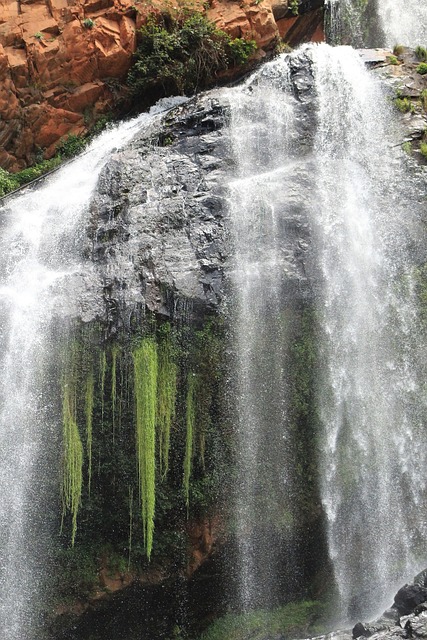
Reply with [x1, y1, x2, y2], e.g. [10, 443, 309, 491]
[85, 370, 95, 495]
[183, 373, 196, 511]
[157, 331, 177, 478]
[289, 0, 300, 15]
[416, 62, 427, 75]
[57, 134, 87, 158]
[421, 89, 427, 111]
[83, 18, 95, 28]
[133, 338, 158, 560]
[415, 45, 427, 61]
[34, 32, 43, 40]
[199, 601, 324, 640]
[394, 97, 415, 113]
[387, 54, 399, 65]
[61, 363, 84, 547]
[420, 141, 427, 158]
[56, 316, 227, 581]
[402, 140, 412, 154]
[127, 12, 256, 97]
[393, 44, 404, 56]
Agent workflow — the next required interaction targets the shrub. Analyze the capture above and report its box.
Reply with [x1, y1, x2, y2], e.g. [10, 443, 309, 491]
[83, 18, 95, 28]
[34, 32, 43, 40]
[57, 133, 87, 158]
[420, 142, 427, 158]
[415, 45, 427, 61]
[395, 97, 415, 113]
[416, 62, 427, 74]
[393, 44, 404, 56]
[289, 0, 299, 15]
[402, 141, 412, 154]
[387, 55, 399, 65]
[0, 168, 19, 197]
[127, 12, 256, 97]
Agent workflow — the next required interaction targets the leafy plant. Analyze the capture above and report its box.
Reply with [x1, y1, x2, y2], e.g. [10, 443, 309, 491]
[34, 32, 43, 40]
[387, 54, 399, 65]
[83, 18, 95, 28]
[416, 62, 427, 74]
[420, 142, 427, 158]
[402, 141, 412, 154]
[57, 133, 87, 158]
[415, 45, 427, 61]
[0, 168, 19, 197]
[127, 12, 256, 97]
[394, 97, 415, 113]
[289, 0, 300, 15]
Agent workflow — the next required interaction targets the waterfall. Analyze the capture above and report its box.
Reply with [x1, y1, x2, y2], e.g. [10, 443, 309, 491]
[312, 44, 427, 620]
[377, 0, 427, 48]
[326, 0, 427, 47]
[227, 56, 300, 610]
[0, 100, 184, 639]
[227, 43, 427, 621]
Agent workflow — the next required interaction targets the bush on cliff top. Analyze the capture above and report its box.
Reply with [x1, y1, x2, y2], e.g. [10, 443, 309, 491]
[127, 12, 256, 97]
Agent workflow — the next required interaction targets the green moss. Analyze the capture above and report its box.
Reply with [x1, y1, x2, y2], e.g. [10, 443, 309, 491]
[85, 369, 95, 495]
[157, 331, 177, 478]
[416, 62, 427, 75]
[183, 373, 196, 512]
[133, 337, 158, 560]
[62, 367, 84, 547]
[198, 601, 325, 640]
[100, 349, 107, 426]
[111, 345, 120, 441]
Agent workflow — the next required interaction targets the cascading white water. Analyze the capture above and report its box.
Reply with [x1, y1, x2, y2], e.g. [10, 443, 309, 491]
[378, 0, 427, 48]
[0, 99, 185, 639]
[324, 0, 366, 46]
[226, 57, 302, 611]
[326, 0, 427, 47]
[311, 44, 427, 620]
[226, 42, 427, 621]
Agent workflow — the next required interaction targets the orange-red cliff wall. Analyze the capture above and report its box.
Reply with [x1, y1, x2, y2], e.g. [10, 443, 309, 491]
[0, 0, 324, 170]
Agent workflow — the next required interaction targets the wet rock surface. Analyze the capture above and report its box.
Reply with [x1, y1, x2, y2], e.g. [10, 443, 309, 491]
[86, 50, 319, 328]
[351, 572, 427, 640]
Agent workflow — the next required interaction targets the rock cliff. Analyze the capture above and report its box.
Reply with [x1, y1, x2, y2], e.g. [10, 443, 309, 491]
[0, 0, 324, 171]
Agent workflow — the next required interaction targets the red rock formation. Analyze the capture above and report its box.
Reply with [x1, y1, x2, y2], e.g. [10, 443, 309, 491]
[0, 0, 324, 170]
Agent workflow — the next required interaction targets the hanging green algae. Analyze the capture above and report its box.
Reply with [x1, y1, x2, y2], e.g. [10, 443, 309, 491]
[85, 369, 94, 495]
[133, 338, 158, 560]
[111, 345, 120, 442]
[62, 371, 83, 546]
[100, 349, 107, 426]
[157, 335, 177, 479]
[183, 373, 196, 511]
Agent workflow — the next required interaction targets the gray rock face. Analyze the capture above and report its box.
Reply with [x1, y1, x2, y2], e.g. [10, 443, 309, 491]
[352, 573, 427, 640]
[85, 49, 319, 331]
[88, 96, 231, 330]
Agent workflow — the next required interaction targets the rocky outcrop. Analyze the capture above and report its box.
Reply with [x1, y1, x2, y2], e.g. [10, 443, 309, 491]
[351, 570, 427, 640]
[0, 0, 324, 171]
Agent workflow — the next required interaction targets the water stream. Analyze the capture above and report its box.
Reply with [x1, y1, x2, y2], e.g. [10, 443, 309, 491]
[0, 102, 182, 639]
[227, 43, 427, 621]
[326, 0, 427, 47]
